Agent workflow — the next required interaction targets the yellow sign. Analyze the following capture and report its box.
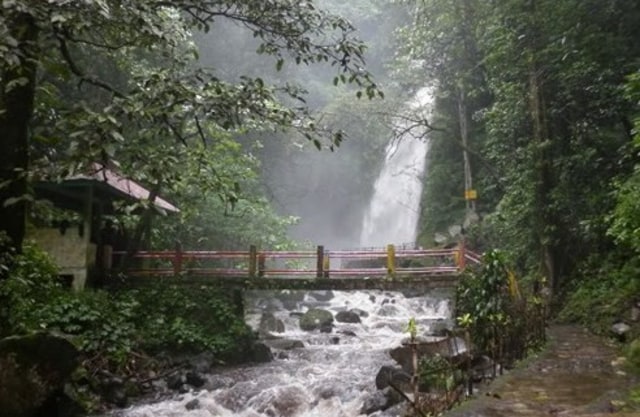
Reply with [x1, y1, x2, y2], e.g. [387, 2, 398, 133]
[464, 189, 477, 200]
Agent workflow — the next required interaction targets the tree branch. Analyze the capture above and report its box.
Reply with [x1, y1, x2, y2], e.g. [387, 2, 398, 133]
[55, 30, 125, 98]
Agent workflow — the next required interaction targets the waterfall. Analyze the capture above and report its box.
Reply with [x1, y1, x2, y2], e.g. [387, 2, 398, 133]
[359, 87, 433, 248]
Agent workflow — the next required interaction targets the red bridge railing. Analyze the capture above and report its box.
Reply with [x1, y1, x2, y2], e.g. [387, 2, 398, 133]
[111, 244, 482, 279]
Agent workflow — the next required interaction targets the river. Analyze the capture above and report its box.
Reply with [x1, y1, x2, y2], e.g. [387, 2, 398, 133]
[110, 289, 453, 417]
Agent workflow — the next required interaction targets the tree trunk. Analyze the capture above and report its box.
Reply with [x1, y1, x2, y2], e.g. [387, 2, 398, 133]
[529, 58, 555, 295]
[0, 14, 39, 259]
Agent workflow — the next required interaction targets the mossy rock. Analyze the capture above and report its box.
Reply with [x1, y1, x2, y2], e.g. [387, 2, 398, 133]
[299, 308, 333, 331]
[0, 332, 79, 417]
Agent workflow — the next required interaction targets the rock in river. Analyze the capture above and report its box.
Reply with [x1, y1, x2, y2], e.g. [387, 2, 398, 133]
[299, 308, 334, 331]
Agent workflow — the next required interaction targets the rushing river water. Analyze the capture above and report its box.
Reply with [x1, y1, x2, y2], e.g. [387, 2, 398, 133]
[112, 289, 454, 417]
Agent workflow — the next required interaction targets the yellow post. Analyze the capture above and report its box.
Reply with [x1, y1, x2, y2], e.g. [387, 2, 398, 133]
[386, 244, 396, 277]
[323, 255, 330, 278]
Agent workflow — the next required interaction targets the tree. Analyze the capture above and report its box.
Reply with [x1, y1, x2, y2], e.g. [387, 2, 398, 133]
[0, 0, 380, 256]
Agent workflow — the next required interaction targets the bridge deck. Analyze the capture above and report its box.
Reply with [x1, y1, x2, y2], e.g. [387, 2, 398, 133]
[111, 273, 460, 291]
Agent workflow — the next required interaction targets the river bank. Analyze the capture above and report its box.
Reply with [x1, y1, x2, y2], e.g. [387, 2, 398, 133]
[445, 325, 638, 417]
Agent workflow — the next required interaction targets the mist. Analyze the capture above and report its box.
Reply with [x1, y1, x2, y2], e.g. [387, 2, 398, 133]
[192, 0, 413, 249]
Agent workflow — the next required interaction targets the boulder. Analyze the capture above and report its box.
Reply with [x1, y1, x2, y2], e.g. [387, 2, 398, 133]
[611, 322, 632, 342]
[0, 332, 79, 417]
[259, 312, 285, 334]
[250, 342, 273, 363]
[351, 308, 369, 318]
[377, 305, 399, 317]
[338, 330, 357, 337]
[310, 291, 334, 302]
[299, 309, 334, 331]
[360, 387, 402, 414]
[470, 355, 495, 382]
[166, 373, 186, 391]
[185, 371, 206, 388]
[319, 323, 333, 333]
[335, 310, 361, 324]
[429, 320, 450, 337]
[390, 336, 469, 372]
[185, 398, 200, 410]
[375, 365, 412, 391]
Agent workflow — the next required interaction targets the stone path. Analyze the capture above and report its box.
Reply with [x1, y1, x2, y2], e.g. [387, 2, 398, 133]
[445, 325, 638, 417]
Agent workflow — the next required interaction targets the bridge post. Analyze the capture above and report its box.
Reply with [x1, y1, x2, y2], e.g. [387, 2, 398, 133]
[258, 252, 266, 278]
[316, 245, 324, 278]
[386, 244, 396, 277]
[458, 240, 466, 270]
[173, 241, 183, 275]
[249, 245, 257, 278]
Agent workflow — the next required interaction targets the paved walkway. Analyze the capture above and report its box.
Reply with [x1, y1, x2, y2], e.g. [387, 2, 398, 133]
[446, 325, 637, 417]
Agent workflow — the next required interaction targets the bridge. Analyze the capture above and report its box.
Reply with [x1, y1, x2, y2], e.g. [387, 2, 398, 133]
[110, 244, 482, 290]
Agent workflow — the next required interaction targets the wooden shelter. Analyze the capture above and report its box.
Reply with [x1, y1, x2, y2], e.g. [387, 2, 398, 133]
[28, 163, 178, 290]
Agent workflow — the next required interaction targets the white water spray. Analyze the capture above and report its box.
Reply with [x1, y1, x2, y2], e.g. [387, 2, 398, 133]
[360, 87, 434, 248]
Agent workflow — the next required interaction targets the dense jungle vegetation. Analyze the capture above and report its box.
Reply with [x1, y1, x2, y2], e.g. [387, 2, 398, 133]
[1, 0, 640, 414]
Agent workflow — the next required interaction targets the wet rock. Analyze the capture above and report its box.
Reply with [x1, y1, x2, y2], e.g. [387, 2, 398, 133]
[471, 355, 496, 381]
[310, 291, 334, 302]
[0, 332, 79, 417]
[167, 373, 186, 391]
[289, 311, 304, 318]
[338, 330, 357, 337]
[276, 290, 306, 310]
[319, 323, 334, 333]
[375, 365, 412, 391]
[299, 308, 334, 331]
[251, 342, 274, 363]
[256, 386, 307, 417]
[391, 336, 468, 372]
[265, 339, 304, 350]
[352, 308, 369, 318]
[336, 310, 361, 323]
[260, 312, 285, 334]
[330, 336, 340, 345]
[361, 387, 402, 414]
[185, 371, 206, 388]
[98, 374, 132, 407]
[185, 398, 200, 410]
[377, 304, 399, 317]
[186, 352, 217, 374]
[369, 295, 376, 303]
[611, 322, 631, 342]
[429, 321, 450, 336]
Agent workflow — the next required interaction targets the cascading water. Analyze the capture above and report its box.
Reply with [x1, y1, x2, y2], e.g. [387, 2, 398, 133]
[109, 87, 451, 417]
[112, 290, 453, 417]
[360, 87, 433, 248]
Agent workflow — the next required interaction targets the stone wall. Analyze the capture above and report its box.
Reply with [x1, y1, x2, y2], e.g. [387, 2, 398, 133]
[27, 226, 96, 290]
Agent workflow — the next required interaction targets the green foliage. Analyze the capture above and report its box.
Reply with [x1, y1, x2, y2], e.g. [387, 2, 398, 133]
[130, 285, 252, 356]
[0, 243, 252, 373]
[558, 256, 640, 335]
[456, 250, 511, 351]
[456, 250, 544, 361]
[626, 338, 640, 374]
[417, 354, 454, 392]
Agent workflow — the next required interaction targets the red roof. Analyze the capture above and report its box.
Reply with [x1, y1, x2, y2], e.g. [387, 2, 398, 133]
[76, 163, 179, 213]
